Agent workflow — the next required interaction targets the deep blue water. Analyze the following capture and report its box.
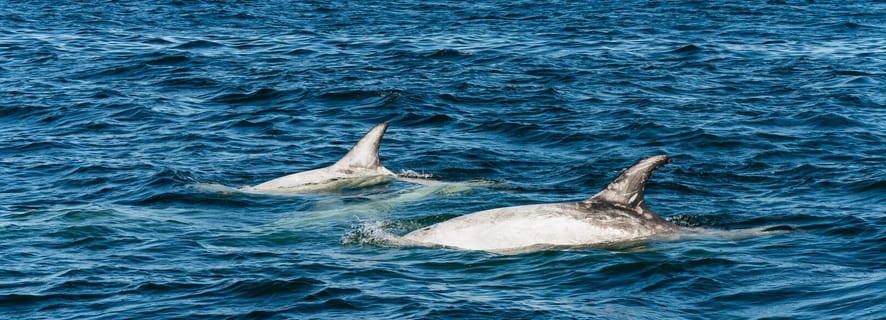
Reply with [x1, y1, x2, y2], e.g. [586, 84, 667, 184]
[2, 0, 885, 318]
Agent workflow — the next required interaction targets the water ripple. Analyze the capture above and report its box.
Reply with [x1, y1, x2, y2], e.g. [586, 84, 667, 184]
[2, 0, 885, 318]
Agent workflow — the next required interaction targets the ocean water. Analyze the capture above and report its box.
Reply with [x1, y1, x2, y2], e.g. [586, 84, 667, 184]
[1, 0, 885, 318]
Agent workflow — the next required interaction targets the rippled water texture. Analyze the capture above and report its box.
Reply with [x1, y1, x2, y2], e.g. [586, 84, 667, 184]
[1, 1, 885, 319]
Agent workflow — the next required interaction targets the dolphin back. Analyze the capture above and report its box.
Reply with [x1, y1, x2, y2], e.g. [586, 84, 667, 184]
[585, 155, 671, 209]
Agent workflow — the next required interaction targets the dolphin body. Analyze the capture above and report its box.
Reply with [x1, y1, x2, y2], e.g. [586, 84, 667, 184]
[402, 155, 679, 253]
[241, 122, 397, 193]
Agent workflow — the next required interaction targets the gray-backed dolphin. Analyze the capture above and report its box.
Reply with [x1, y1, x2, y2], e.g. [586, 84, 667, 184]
[241, 122, 396, 193]
[402, 155, 679, 252]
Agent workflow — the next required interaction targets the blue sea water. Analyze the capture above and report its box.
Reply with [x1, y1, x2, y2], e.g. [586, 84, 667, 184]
[1, 0, 885, 318]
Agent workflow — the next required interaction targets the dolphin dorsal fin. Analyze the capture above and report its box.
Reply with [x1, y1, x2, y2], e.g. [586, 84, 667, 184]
[585, 155, 671, 209]
[333, 122, 389, 169]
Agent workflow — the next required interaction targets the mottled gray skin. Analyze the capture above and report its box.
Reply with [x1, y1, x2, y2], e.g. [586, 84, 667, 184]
[238, 122, 462, 194]
[242, 122, 396, 193]
[578, 154, 677, 233]
[403, 155, 679, 252]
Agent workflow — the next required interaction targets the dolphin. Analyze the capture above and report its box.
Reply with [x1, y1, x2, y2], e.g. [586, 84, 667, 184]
[402, 155, 680, 253]
[241, 122, 397, 193]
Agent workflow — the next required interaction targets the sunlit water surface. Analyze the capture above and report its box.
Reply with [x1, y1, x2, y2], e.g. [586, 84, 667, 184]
[1, 1, 884, 319]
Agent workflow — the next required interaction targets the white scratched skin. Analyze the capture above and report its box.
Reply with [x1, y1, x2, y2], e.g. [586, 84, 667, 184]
[200, 121, 484, 196]
[244, 167, 395, 193]
[403, 204, 653, 252]
[241, 122, 396, 194]
[403, 155, 680, 253]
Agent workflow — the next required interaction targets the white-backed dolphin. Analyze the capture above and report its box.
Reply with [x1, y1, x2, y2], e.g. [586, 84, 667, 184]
[241, 122, 396, 193]
[402, 155, 679, 253]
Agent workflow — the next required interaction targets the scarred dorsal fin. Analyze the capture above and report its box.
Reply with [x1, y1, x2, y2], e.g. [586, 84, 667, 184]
[585, 155, 671, 209]
[333, 122, 389, 169]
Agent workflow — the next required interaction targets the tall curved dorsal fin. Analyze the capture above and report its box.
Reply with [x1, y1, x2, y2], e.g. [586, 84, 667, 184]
[333, 122, 389, 169]
[585, 155, 671, 209]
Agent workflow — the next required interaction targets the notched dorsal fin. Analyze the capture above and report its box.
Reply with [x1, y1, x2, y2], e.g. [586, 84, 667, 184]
[333, 122, 389, 169]
[586, 155, 671, 209]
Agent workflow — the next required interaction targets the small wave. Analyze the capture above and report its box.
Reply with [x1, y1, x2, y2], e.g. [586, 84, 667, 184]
[852, 179, 886, 196]
[41, 223, 143, 250]
[209, 278, 325, 299]
[318, 89, 401, 101]
[316, 89, 402, 111]
[45, 224, 115, 239]
[0, 292, 109, 307]
[143, 37, 174, 45]
[304, 287, 362, 302]
[286, 48, 317, 55]
[145, 54, 190, 65]
[428, 48, 474, 59]
[89, 88, 126, 99]
[0, 140, 71, 153]
[795, 111, 863, 128]
[670, 44, 702, 54]
[473, 121, 547, 142]
[123, 169, 259, 207]
[209, 88, 302, 104]
[832, 21, 875, 31]
[173, 39, 223, 49]
[833, 70, 873, 77]
[0, 105, 51, 119]
[52, 208, 121, 222]
[842, 76, 878, 86]
[393, 112, 456, 126]
[130, 188, 269, 208]
[154, 76, 220, 88]
[81, 63, 150, 79]
[300, 297, 359, 311]
[131, 281, 206, 293]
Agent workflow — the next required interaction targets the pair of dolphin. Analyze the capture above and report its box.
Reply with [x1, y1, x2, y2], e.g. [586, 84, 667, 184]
[243, 122, 683, 253]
